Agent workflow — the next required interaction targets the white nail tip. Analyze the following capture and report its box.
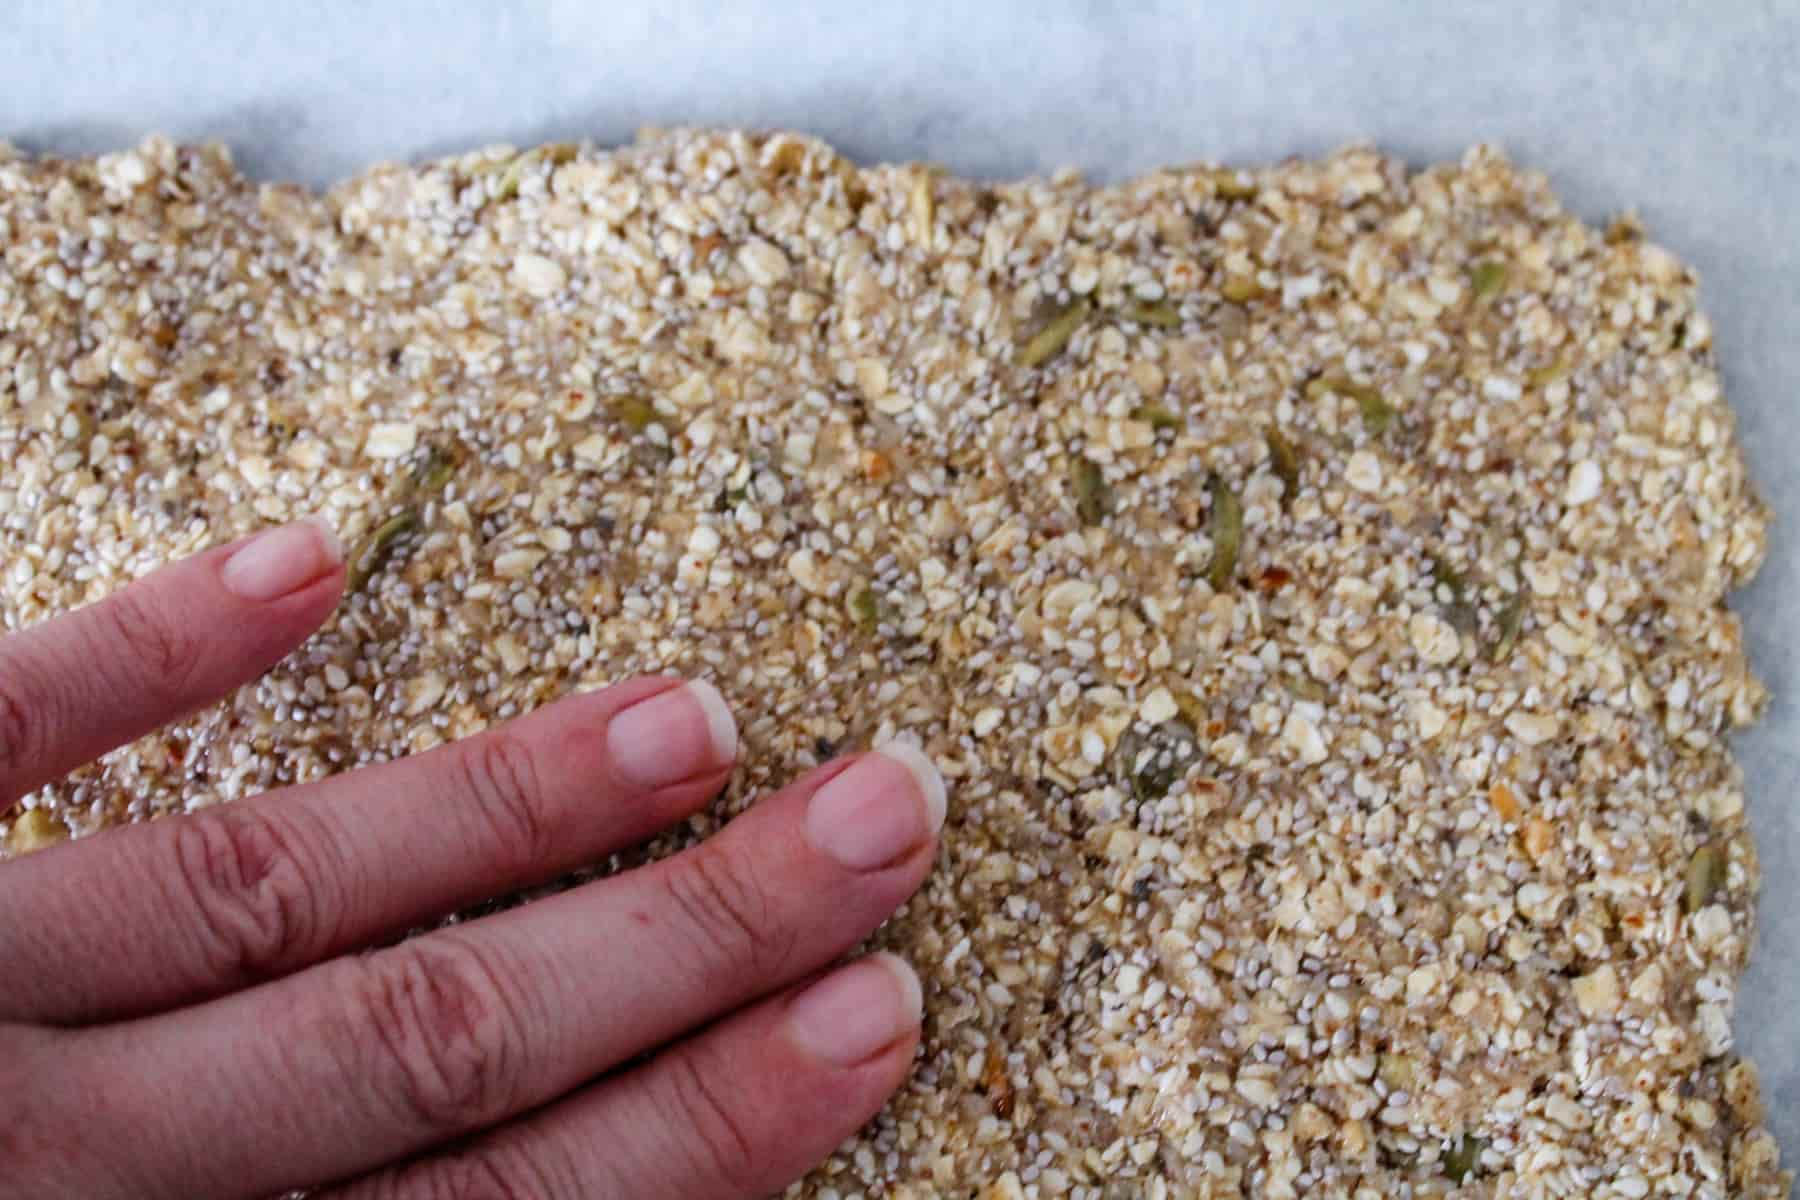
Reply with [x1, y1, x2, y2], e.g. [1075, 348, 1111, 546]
[683, 679, 739, 763]
[868, 951, 924, 1022]
[301, 515, 345, 564]
[874, 741, 947, 834]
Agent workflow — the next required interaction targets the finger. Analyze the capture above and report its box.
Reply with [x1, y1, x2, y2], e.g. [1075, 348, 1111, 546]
[327, 954, 924, 1200]
[72, 745, 944, 1196]
[0, 518, 343, 809]
[0, 676, 737, 1024]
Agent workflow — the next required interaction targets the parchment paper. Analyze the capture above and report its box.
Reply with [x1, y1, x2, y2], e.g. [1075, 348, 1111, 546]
[6, 0, 1797, 1157]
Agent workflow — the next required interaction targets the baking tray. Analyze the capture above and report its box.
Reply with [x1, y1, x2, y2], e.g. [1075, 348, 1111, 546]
[8, 0, 1797, 1161]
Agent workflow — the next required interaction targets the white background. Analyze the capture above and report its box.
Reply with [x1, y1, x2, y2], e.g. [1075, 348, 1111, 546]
[7, 0, 1798, 1158]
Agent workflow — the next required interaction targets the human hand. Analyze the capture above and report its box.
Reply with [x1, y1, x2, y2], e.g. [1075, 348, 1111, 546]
[0, 519, 943, 1199]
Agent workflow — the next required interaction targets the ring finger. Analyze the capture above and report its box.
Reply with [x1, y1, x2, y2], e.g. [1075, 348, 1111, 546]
[329, 954, 925, 1200]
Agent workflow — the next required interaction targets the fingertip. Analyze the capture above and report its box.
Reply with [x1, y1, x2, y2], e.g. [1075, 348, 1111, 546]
[872, 741, 946, 834]
[301, 515, 346, 566]
[606, 678, 740, 791]
[684, 678, 740, 766]
[786, 954, 925, 1069]
[802, 746, 944, 872]
[218, 517, 344, 603]
[869, 951, 925, 1023]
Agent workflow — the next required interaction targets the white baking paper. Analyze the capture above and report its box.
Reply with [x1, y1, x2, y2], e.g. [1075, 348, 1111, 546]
[6, 0, 1798, 1156]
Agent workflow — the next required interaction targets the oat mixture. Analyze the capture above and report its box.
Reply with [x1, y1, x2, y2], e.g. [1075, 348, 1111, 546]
[0, 129, 1785, 1197]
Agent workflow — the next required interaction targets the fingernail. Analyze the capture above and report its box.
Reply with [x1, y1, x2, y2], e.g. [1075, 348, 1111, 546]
[219, 518, 343, 601]
[803, 742, 946, 871]
[607, 680, 738, 789]
[787, 953, 923, 1067]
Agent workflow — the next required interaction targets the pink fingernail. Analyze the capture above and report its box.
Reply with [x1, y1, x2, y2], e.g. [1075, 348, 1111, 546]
[606, 680, 739, 790]
[803, 743, 946, 871]
[787, 953, 923, 1068]
[219, 518, 343, 601]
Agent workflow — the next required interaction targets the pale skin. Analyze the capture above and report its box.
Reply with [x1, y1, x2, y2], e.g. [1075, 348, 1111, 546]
[0, 518, 945, 1199]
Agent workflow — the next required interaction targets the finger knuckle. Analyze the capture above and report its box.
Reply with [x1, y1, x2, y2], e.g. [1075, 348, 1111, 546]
[452, 733, 551, 870]
[0, 663, 39, 779]
[657, 1050, 761, 1193]
[169, 807, 325, 982]
[348, 937, 533, 1136]
[99, 587, 197, 703]
[659, 841, 794, 984]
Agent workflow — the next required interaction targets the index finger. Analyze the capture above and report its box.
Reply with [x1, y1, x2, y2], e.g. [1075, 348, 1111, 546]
[0, 676, 737, 1024]
[0, 518, 344, 809]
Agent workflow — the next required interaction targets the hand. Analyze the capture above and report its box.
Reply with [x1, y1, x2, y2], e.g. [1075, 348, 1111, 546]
[0, 519, 943, 1199]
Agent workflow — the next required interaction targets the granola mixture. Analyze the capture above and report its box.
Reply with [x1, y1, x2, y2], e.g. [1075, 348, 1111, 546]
[0, 130, 1785, 1197]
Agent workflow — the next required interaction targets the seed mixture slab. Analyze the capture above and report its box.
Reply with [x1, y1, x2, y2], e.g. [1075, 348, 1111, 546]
[0, 130, 1785, 1197]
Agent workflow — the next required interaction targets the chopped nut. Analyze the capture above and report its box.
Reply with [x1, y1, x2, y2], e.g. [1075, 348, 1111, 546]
[1520, 818, 1557, 861]
[1206, 475, 1243, 591]
[1310, 374, 1394, 436]
[1469, 259, 1507, 300]
[1685, 845, 1726, 913]
[738, 237, 791, 287]
[1121, 718, 1197, 801]
[1504, 710, 1560, 746]
[1235, 1074, 1279, 1108]
[908, 169, 935, 243]
[1120, 298, 1181, 328]
[407, 440, 463, 495]
[1356, 390, 1396, 437]
[1444, 1134, 1487, 1183]
[489, 143, 577, 201]
[511, 251, 566, 297]
[1131, 403, 1181, 432]
[846, 585, 883, 633]
[787, 548, 830, 595]
[1282, 673, 1327, 703]
[1414, 698, 1449, 740]
[1345, 449, 1383, 493]
[493, 548, 546, 579]
[1606, 213, 1645, 243]
[6, 808, 69, 855]
[404, 672, 447, 715]
[1210, 169, 1259, 200]
[1140, 687, 1179, 725]
[1565, 459, 1603, 506]
[1489, 781, 1522, 823]
[494, 635, 528, 675]
[1071, 458, 1112, 525]
[1723, 1059, 1766, 1125]
[1490, 593, 1527, 662]
[1409, 613, 1462, 666]
[613, 394, 660, 433]
[1573, 964, 1622, 1019]
[1266, 428, 1301, 499]
[1219, 274, 1265, 303]
[1379, 1051, 1419, 1092]
[1281, 710, 1328, 765]
[345, 512, 420, 595]
[1016, 297, 1091, 368]
[365, 422, 418, 460]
